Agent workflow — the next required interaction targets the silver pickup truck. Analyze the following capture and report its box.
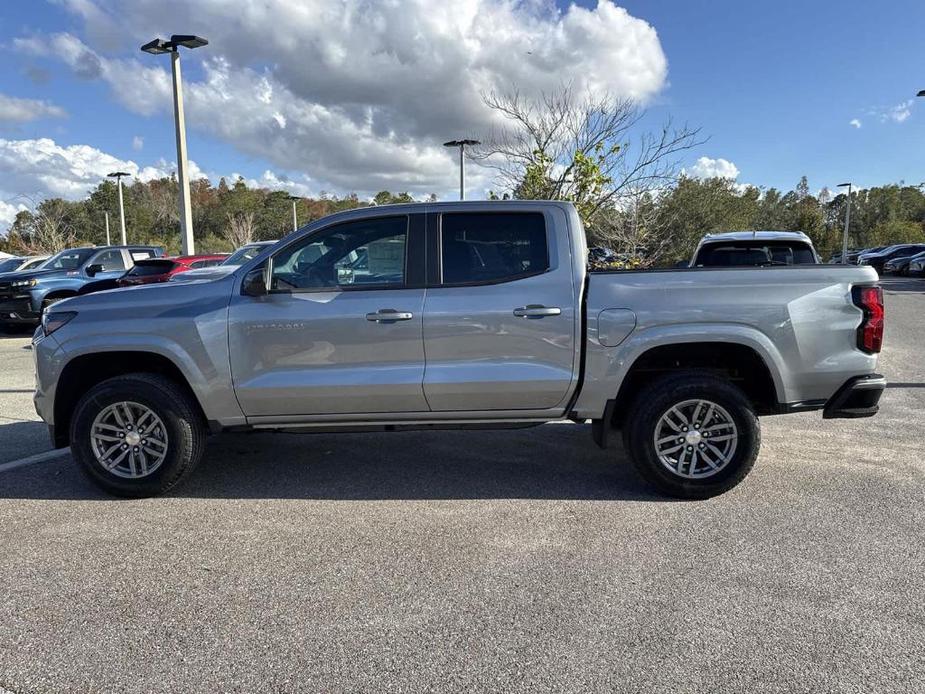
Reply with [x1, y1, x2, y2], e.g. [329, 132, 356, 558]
[32, 201, 885, 499]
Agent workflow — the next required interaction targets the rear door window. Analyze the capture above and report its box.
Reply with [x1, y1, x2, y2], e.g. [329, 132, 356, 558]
[440, 212, 548, 285]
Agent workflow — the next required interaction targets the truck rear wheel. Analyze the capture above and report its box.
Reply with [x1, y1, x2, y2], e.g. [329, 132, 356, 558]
[70, 373, 207, 497]
[622, 372, 760, 499]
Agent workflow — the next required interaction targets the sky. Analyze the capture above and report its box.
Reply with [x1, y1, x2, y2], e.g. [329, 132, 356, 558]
[1, 0, 924, 228]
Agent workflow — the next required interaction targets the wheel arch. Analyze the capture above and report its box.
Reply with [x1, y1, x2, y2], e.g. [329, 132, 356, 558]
[53, 350, 208, 448]
[608, 340, 781, 429]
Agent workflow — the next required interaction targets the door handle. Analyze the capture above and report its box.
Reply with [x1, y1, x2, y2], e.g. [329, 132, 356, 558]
[366, 308, 414, 322]
[513, 305, 561, 318]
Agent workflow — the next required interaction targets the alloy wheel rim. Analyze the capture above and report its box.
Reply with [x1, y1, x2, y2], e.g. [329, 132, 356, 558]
[653, 399, 738, 479]
[89, 401, 169, 479]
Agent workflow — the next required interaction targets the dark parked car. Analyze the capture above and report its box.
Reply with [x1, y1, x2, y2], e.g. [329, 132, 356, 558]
[883, 250, 925, 276]
[858, 244, 925, 273]
[829, 247, 884, 264]
[0, 245, 163, 327]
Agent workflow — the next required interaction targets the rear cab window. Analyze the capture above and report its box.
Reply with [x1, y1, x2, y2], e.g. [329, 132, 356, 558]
[440, 212, 548, 285]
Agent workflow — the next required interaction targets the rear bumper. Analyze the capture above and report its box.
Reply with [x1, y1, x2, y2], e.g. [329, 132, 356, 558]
[823, 374, 886, 419]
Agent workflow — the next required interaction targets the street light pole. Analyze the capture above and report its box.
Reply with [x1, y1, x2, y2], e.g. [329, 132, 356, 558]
[443, 139, 480, 200]
[104, 211, 110, 245]
[287, 195, 300, 232]
[837, 182, 852, 264]
[107, 171, 130, 245]
[171, 50, 195, 255]
[141, 34, 208, 255]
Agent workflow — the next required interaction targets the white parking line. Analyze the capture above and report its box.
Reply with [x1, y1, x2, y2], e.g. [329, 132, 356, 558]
[0, 448, 70, 474]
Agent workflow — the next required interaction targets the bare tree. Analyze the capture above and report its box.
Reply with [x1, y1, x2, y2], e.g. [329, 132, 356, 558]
[592, 188, 678, 267]
[9, 196, 77, 253]
[224, 210, 256, 248]
[475, 85, 704, 235]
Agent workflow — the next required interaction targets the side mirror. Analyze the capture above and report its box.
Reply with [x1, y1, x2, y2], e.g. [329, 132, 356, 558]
[674, 260, 690, 269]
[242, 266, 267, 297]
[86, 263, 103, 277]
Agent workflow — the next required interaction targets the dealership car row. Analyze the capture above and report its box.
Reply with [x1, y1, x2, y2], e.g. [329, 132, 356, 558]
[2, 233, 924, 332]
[0, 244, 273, 329]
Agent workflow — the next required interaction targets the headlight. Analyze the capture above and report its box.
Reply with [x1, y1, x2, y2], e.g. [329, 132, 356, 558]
[11, 278, 37, 289]
[41, 311, 76, 337]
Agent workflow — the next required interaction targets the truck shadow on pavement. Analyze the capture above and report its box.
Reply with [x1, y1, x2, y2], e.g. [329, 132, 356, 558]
[0, 424, 667, 502]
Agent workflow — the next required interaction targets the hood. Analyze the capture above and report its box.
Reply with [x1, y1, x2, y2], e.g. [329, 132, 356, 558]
[55, 271, 236, 313]
[0, 267, 73, 283]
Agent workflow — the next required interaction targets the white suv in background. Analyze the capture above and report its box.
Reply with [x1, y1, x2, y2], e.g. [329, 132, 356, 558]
[690, 231, 819, 267]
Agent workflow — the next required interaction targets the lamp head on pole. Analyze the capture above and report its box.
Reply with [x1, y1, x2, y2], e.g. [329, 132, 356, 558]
[140, 39, 172, 55]
[141, 35, 208, 54]
[443, 139, 481, 148]
[107, 171, 131, 179]
[917, 90, 925, 98]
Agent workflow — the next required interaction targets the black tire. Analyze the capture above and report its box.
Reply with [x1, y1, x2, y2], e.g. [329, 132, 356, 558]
[70, 373, 207, 497]
[622, 372, 760, 499]
[41, 295, 69, 312]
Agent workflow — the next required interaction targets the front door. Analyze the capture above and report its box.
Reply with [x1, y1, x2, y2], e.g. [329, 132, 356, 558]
[228, 214, 429, 417]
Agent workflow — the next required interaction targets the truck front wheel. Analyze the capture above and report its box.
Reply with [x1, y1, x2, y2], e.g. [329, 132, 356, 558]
[70, 373, 207, 497]
[622, 372, 760, 499]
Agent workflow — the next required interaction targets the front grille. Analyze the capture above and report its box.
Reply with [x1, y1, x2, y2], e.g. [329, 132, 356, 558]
[0, 282, 12, 298]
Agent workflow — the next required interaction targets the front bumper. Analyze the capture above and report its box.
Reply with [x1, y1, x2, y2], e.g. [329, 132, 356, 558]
[0, 296, 40, 323]
[823, 374, 886, 419]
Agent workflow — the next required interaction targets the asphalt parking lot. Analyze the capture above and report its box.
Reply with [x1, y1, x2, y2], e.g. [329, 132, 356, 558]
[1, 277, 923, 693]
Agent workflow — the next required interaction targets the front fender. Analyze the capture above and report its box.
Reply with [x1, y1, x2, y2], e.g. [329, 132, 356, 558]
[46, 280, 245, 427]
[50, 333, 245, 427]
[29, 278, 83, 311]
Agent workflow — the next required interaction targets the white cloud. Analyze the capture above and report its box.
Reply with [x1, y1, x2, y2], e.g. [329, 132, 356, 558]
[0, 137, 311, 213]
[886, 99, 913, 123]
[868, 99, 915, 124]
[849, 118, 861, 129]
[688, 156, 740, 180]
[0, 93, 67, 123]
[132, 135, 144, 150]
[0, 199, 29, 228]
[14, 0, 669, 197]
[0, 137, 143, 199]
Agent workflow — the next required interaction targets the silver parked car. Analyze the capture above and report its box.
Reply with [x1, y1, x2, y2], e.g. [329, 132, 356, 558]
[32, 202, 884, 499]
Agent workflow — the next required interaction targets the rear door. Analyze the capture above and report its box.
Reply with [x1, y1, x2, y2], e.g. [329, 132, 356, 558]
[228, 213, 429, 417]
[421, 208, 579, 412]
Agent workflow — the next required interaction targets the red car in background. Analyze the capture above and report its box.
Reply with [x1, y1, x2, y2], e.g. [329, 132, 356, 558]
[116, 254, 229, 287]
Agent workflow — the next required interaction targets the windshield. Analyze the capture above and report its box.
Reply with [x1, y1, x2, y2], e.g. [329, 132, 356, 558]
[42, 249, 95, 270]
[0, 258, 22, 273]
[222, 245, 266, 266]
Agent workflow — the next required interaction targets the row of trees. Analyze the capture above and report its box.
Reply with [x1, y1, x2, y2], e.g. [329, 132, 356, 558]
[3, 86, 924, 263]
[595, 176, 925, 265]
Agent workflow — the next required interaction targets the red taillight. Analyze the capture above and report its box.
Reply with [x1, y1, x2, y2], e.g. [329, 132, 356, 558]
[851, 285, 884, 353]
